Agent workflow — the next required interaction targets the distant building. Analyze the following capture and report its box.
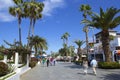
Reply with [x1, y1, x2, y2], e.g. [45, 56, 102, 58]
[89, 30, 120, 61]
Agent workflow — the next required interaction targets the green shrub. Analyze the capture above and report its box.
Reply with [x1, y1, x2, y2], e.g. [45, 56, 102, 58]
[31, 57, 38, 62]
[74, 60, 82, 65]
[0, 54, 4, 60]
[98, 62, 120, 69]
[0, 62, 9, 77]
[29, 61, 37, 68]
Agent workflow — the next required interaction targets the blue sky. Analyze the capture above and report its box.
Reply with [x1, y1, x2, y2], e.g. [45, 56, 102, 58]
[0, 0, 120, 54]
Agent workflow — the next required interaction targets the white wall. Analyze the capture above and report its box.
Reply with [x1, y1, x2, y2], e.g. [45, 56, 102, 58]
[109, 32, 117, 36]
[117, 37, 120, 46]
[110, 37, 118, 51]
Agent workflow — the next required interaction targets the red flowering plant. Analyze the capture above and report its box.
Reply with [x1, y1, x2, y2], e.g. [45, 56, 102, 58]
[4, 50, 9, 55]
[0, 49, 9, 55]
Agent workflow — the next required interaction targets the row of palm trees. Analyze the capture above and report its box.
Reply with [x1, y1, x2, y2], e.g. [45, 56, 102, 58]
[60, 32, 70, 56]
[59, 32, 85, 60]
[80, 5, 120, 62]
[9, 0, 44, 47]
[59, 5, 120, 63]
[8, 1, 120, 62]
[8, 0, 47, 56]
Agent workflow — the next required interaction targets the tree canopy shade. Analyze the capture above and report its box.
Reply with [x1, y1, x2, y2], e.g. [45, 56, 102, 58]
[82, 7, 120, 62]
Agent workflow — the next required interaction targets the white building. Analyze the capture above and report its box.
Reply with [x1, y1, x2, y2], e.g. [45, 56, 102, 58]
[90, 30, 120, 61]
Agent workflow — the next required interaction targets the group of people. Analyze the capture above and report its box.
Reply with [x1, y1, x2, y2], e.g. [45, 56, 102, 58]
[82, 58, 97, 75]
[40, 57, 56, 67]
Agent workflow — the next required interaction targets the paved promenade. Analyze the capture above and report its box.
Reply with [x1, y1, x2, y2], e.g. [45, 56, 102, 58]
[20, 62, 120, 80]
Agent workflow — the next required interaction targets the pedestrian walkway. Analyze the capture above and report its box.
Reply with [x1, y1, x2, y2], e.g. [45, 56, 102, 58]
[20, 62, 120, 80]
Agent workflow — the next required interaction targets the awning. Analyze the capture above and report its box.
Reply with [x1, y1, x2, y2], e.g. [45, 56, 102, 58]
[42, 54, 47, 57]
[117, 50, 120, 55]
[115, 50, 120, 55]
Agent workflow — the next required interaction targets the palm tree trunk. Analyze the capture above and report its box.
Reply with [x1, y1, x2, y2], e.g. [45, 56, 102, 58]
[66, 39, 68, 57]
[32, 19, 36, 36]
[27, 19, 33, 48]
[35, 47, 37, 56]
[18, 23, 22, 46]
[18, 17, 22, 46]
[102, 30, 111, 62]
[32, 22, 34, 36]
[78, 48, 82, 60]
[85, 31, 89, 58]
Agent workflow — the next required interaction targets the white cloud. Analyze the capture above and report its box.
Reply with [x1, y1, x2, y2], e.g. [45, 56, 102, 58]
[0, 0, 15, 22]
[0, 13, 15, 22]
[42, 0, 65, 16]
[0, 0, 65, 22]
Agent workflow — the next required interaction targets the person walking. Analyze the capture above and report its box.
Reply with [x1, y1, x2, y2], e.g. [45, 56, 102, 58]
[90, 58, 97, 75]
[50, 57, 53, 66]
[46, 58, 49, 67]
[53, 58, 56, 66]
[82, 59, 88, 75]
[42, 58, 46, 66]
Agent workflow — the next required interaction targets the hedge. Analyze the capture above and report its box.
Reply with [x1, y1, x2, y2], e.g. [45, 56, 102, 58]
[98, 62, 120, 69]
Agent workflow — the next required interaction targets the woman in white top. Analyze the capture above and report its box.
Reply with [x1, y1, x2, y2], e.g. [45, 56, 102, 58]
[83, 59, 88, 75]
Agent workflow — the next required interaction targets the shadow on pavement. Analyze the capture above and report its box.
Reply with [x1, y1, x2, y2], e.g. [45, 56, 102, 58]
[77, 72, 84, 75]
[77, 72, 95, 76]
[63, 64, 82, 69]
[100, 73, 120, 80]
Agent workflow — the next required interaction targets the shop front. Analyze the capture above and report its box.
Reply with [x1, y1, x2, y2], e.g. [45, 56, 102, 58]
[112, 50, 120, 62]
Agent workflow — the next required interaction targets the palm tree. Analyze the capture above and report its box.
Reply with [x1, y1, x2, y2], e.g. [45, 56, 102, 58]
[61, 35, 66, 45]
[30, 35, 48, 56]
[82, 7, 120, 62]
[59, 48, 66, 56]
[74, 40, 85, 60]
[63, 43, 68, 56]
[80, 4, 91, 19]
[23, 0, 44, 37]
[64, 32, 70, 45]
[80, 4, 92, 57]
[61, 32, 70, 57]
[61, 32, 70, 46]
[9, 0, 24, 46]
[68, 46, 75, 57]
[23, 0, 44, 51]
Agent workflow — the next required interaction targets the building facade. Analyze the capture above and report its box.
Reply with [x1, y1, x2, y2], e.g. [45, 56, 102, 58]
[90, 30, 120, 61]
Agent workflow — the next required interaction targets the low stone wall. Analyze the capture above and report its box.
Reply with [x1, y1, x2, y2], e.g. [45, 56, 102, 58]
[1, 65, 31, 80]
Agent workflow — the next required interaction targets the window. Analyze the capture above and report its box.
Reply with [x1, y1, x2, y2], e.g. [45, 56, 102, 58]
[116, 46, 120, 50]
